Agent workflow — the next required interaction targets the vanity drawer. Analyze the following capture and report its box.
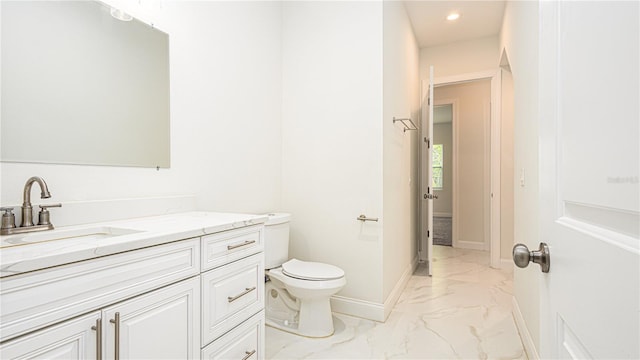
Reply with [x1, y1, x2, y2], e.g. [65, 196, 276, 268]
[202, 253, 264, 346]
[201, 225, 263, 271]
[0, 239, 200, 343]
[201, 310, 264, 360]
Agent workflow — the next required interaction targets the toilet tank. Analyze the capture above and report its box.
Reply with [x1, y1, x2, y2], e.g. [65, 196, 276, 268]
[264, 213, 291, 269]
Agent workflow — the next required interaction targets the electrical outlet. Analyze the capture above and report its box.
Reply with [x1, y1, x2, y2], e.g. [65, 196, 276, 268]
[520, 168, 525, 187]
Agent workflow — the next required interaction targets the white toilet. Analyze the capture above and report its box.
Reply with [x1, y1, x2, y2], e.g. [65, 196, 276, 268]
[264, 213, 346, 338]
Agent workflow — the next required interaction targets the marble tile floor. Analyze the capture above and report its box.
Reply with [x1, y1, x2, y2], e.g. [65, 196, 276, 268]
[265, 246, 526, 359]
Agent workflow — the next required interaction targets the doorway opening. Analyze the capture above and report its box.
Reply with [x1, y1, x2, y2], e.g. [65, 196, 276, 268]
[432, 103, 453, 246]
[435, 79, 491, 254]
[419, 67, 512, 272]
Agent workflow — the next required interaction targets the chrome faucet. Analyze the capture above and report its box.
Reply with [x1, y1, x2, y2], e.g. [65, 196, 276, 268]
[0, 176, 61, 235]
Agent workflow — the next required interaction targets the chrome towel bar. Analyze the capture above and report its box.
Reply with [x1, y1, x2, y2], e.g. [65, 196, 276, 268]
[392, 117, 418, 132]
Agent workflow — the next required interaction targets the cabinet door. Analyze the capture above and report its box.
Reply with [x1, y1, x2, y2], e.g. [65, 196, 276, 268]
[103, 277, 200, 360]
[0, 311, 101, 360]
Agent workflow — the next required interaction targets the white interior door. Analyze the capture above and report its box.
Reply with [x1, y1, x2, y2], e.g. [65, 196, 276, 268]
[420, 66, 435, 275]
[538, 2, 639, 358]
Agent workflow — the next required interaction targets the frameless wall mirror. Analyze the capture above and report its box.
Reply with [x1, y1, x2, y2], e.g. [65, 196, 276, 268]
[1, 1, 170, 168]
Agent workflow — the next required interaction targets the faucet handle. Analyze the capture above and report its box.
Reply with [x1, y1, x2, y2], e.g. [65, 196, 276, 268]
[1, 207, 16, 230]
[39, 204, 62, 210]
[38, 203, 61, 226]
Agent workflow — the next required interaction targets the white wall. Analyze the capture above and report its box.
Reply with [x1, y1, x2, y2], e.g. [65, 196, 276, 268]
[0, 1, 283, 223]
[434, 80, 491, 249]
[499, 0, 541, 355]
[281, 1, 384, 308]
[281, 1, 419, 320]
[382, 1, 420, 305]
[167, 2, 283, 214]
[433, 123, 453, 216]
[420, 36, 498, 81]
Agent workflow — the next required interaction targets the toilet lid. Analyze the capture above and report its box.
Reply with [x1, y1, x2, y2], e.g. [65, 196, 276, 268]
[281, 259, 344, 281]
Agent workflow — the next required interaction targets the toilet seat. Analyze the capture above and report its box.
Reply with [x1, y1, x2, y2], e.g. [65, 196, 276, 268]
[281, 259, 344, 281]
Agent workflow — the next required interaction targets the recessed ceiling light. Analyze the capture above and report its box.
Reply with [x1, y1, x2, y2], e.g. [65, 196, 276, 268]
[446, 13, 460, 21]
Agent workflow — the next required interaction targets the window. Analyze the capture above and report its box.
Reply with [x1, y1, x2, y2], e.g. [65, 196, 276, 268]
[432, 144, 443, 189]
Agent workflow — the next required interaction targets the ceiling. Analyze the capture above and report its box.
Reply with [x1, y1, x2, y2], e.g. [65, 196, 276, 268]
[402, 1, 506, 48]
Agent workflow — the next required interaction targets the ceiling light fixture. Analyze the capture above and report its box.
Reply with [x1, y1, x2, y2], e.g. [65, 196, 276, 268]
[446, 13, 460, 21]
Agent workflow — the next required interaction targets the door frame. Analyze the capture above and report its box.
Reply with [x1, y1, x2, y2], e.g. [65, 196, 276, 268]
[433, 69, 502, 269]
[419, 67, 435, 269]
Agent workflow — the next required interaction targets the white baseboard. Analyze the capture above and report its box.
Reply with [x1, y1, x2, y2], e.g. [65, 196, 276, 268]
[456, 240, 486, 251]
[383, 255, 418, 320]
[331, 295, 385, 322]
[331, 256, 418, 323]
[512, 296, 540, 360]
[500, 259, 514, 273]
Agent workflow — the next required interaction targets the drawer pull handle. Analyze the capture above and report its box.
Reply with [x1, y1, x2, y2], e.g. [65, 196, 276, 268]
[110, 312, 120, 360]
[227, 240, 256, 250]
[242, 350, 257, 360]
[227, 287, 257, 303]
[91, 318, 102, 360]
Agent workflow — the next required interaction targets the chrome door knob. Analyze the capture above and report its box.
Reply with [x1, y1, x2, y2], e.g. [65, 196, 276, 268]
[512, 242, 550, 273]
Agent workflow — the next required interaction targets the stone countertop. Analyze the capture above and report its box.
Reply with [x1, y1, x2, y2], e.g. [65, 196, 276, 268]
[0, 211, 267, 278]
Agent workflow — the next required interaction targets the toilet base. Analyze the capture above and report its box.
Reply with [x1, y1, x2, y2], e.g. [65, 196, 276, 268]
[265, 316, 336, 338]
[265, 281, 337, 338]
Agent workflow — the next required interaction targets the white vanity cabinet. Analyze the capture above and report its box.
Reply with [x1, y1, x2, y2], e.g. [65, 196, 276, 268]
[0, 239, 201, 359]
[1, 277, 200, 360]
[0, 239, 200, 343]
[0, 213, 266, 360]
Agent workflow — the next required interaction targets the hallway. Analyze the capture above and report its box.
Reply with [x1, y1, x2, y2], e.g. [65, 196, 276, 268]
[266, 246, 526, 359]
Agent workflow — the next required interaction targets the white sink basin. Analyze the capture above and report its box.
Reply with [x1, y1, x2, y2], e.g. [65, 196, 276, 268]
[0, 226, 142, 248]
